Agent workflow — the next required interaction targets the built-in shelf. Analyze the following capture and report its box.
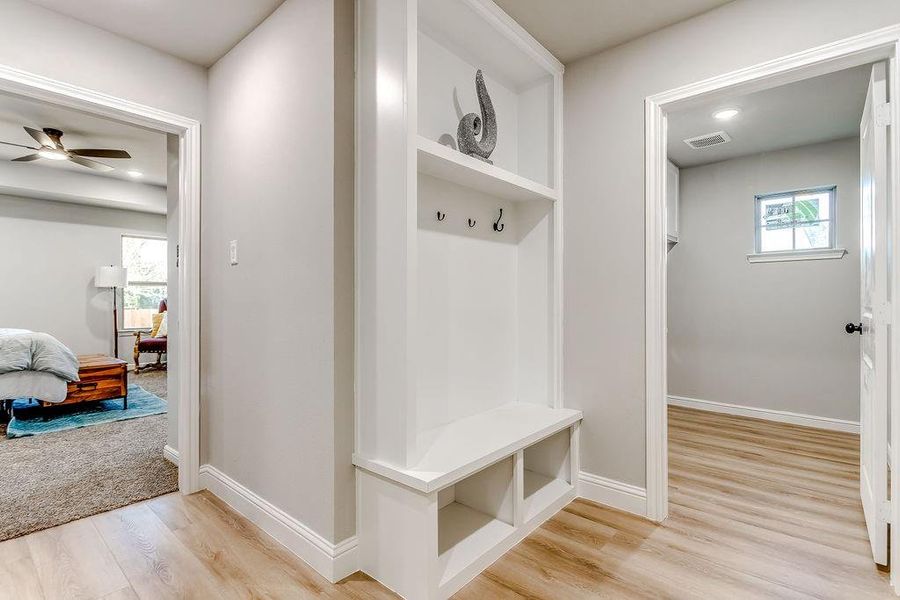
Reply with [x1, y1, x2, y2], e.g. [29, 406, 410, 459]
[353, 403, 582, 493]
[523, 470, 572, 522]
[417, 136, 559, 204]
[357, 1, 572, 597]
[438, 502, 515, 587]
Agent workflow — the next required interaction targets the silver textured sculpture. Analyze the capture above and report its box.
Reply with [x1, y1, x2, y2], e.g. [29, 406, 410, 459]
[457, 69, 497, 164]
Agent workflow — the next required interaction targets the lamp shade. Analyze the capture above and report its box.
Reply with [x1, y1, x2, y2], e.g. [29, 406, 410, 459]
[95, 265, 128, 288]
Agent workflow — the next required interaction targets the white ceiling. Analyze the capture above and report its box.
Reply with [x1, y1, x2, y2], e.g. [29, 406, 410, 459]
[667, 64, 873, 168]
[493, 0, 734, 63]
[25, 0, 286, 66]
[26, 0, 730, 67]
[0, 91, 167, 213]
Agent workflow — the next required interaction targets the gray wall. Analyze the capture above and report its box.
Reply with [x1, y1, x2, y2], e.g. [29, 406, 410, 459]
[668, 138, 860, 421]
[0, 0, 206, 121]
[203, 0, 355, 544]
[2, 0, 358, 546]
[564, 0, 900, 488]
[0, 195, 166, 359]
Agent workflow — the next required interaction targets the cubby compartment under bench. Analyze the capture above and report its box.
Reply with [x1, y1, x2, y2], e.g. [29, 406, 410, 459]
[355, 408, 581, 600]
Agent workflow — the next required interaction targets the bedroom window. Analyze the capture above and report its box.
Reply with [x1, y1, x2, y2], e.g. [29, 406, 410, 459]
[122, 235, 167, 330]
[754, 186, 836, 253]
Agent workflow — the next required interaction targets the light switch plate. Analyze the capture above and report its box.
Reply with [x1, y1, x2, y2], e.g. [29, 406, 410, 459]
[229, 240, 238, 265]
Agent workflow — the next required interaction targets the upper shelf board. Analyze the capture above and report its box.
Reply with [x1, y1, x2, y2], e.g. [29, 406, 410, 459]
[417, 137, 558, 203]
[418, 0, 563, 91]
[353, 402, 582, 493]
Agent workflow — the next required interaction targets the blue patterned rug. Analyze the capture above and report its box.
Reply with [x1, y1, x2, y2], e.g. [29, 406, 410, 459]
[7, 384, 167, 439]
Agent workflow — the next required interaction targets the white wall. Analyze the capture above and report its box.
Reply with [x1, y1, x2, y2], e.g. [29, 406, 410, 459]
[668, 138, 860, 421]
[564, 0, 900, 488]
[0, 194, 166, 358]
[203, 0, 355, 544]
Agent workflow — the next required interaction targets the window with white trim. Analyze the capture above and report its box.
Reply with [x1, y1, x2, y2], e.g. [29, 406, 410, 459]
[755, 186, 836, 253]
[122, 235, 167, 330]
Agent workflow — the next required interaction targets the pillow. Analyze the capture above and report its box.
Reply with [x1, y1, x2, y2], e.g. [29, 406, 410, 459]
[156, 311, 169, 338]
[150, 313, 164, 338]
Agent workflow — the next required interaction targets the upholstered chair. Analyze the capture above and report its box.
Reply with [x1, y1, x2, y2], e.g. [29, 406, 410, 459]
[133, 298, 167, 372]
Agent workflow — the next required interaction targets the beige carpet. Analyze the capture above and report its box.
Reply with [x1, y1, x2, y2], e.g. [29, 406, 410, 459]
[132, 369, 167, 400]
[0, 371, 176, 541]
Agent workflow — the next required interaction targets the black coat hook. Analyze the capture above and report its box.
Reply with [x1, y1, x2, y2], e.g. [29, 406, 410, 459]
[437, 211, 446, 221]
[493, 208, 505, 232]
[468, 218, 476, 228]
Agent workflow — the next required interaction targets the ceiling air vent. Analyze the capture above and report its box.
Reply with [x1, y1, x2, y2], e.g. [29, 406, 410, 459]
[683, 130, 731, 150]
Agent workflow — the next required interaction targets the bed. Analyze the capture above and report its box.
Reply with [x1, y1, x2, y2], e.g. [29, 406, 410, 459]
[0, 329, 79, 416]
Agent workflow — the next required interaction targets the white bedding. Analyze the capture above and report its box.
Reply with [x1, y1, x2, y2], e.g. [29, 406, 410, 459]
[0, 371, 68, 403]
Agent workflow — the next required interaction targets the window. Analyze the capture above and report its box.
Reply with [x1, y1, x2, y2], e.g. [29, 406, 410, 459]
[755, 186, 836, 253]
[122, 235, 167, 330]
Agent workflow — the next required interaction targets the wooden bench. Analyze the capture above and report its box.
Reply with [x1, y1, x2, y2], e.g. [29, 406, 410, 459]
[41, 354, 128, 410]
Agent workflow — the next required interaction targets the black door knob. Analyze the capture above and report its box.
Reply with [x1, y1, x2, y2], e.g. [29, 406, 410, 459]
[846, 322, 863, 335]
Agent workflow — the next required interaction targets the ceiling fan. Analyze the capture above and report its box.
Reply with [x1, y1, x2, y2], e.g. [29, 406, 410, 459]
[0, 126, 131, 172]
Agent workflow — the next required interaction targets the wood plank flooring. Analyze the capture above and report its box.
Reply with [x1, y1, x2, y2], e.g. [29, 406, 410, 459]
[0, 406, 892, 599]
[456, 406, 893, 599]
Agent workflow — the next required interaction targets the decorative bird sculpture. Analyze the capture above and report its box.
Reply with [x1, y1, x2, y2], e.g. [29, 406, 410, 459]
[457, 69, 497, 164]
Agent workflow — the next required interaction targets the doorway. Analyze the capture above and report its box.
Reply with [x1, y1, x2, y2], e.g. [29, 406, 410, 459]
[0, 63, 200, 495]
[644, 27, 900, 591]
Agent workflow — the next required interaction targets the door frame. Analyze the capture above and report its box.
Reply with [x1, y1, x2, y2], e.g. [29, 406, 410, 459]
[0, 64, 202, 494]
[645, 23, 900, 587]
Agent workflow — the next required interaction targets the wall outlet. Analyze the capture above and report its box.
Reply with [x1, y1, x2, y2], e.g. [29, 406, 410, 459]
[229, 240, 238, 265]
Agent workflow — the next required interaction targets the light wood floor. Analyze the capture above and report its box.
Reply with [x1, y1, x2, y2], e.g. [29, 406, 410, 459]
[1, 406, 892, 599]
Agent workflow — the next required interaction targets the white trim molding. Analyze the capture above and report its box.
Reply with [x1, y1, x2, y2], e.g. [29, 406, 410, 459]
[668, 395, 860, 434]
[163, 445, 179, 465]
[578, 471, 647, 517]
[644, 87, 669, 524]
[0, 63, 202, 495]
[199, 465, 358, 583]
[747, 248, 848, 263]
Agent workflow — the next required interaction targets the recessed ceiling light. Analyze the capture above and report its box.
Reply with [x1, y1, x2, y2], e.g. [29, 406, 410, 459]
[37, 148, 67, 161]
[713, 108, 741, 121]
[126, 170, 143, 178]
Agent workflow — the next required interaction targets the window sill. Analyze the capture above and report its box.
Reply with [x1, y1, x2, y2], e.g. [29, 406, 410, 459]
[746, 248, 847, 263]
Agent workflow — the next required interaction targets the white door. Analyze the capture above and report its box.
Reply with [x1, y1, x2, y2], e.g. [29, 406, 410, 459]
[859, 61, 889, 566]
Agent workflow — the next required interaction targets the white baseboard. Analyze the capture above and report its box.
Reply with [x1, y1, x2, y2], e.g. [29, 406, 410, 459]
[578, 471, 647, 517]
[199, 464, 357, 583]
[163, 445, 179, 466]
[667, 395, 860, 434]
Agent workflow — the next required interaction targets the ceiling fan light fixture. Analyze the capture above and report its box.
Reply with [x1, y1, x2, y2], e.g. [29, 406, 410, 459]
[37, 148, 68, 161]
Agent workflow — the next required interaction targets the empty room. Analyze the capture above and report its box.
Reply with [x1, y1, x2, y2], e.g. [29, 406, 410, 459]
[666, 63, 888, 595]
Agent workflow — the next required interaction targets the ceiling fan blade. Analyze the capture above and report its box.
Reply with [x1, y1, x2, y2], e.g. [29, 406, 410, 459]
[0, 140, 39, 150]
[68, 154, 114, 172]
[69, 149, 132, 159]
[24, 126, 55, 148]
[12, 154, 40, 162]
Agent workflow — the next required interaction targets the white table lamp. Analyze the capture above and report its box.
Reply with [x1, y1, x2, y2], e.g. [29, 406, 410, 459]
[95, 266, 128, 356]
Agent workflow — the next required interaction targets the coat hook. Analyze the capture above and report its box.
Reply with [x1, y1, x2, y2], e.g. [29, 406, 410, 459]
[493, 208, 505, 232]
[468, 218, 476, 228]
[436, 211, 446, 221]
